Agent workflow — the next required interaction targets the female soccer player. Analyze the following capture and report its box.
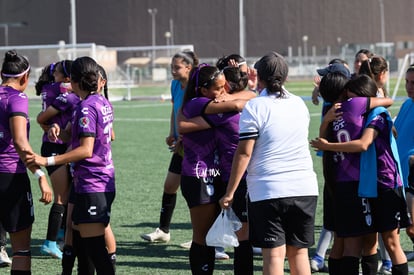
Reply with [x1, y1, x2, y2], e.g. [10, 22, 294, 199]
[311, 75, 409, 275]
[220, 52, 319, 275]
[36, 60, 78, 259]
[25, 56, 116, 275]
[141, 51, 199, 245]
[0, 49, 53, 274]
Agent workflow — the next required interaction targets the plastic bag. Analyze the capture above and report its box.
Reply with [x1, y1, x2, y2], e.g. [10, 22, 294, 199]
[206, 208, 242, 248]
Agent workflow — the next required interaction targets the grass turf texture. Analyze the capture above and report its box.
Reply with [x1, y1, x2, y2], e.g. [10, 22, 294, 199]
[3, 79, 412, 274]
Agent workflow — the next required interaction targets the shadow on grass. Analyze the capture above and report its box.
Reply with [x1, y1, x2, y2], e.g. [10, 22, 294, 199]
[123, 222, 193, 231]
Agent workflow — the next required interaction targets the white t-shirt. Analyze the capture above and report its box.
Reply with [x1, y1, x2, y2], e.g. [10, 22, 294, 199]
[239, 88, 318, 202]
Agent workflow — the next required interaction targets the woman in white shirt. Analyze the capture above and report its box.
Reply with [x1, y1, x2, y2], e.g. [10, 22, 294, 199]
[220, 52, 318, 275]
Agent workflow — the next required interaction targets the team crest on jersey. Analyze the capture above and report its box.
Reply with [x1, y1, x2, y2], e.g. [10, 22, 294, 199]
[79, 116, 90, 128]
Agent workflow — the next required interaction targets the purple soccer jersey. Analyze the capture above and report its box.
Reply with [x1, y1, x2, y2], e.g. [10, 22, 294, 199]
[40, 83, 60, 112]
[0, 86, 29, 173]
[331, 97, 370, 182]
[215, 111, 242, 182]
[40, 82, 80, 144]
[368, 113, 402, 189]
[71, 94, 115, 193]
[181, 97, 236, 180]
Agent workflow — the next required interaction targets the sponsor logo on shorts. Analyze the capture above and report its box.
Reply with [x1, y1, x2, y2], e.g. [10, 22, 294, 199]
[264, 237, 277, 242]
[88, 206, 97, 216]
[201, 264, 209, 272]
[206, 184, 214, 196]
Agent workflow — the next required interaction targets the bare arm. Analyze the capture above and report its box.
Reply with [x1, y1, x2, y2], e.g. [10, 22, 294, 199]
[48, 122, 72, 143]
[26, 136, 94, 167]
[369, 97, 393, 109]
[310, 127, 377, 153]
[319, 103, 342, 138]
[204, 99, 249, 114]
[177, 110, 210, 134]
[10, 116, 52, 204]
[37, 106, 59, 132]
[219, 138, 255, 208]
[166, 105, 176, 146]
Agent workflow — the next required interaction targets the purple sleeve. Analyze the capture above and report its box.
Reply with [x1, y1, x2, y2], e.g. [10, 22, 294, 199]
[183, 97, 211, 118]
[9, 92, 29, 116]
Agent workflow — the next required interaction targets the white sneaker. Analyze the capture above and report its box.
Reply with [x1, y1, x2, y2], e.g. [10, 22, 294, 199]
[406, 251, 414, 261]
[378, 263, 392, 275]
[140, 228, 170, 243]
[310, 258, 328, 273]
[215, 247, 230, 260]
[0, 246, 12, 267]
[180, 241, 192, 249]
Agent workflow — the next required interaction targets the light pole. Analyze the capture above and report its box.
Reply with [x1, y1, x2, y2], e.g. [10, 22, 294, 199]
[0, 22, 27, 46]
[165, 31, 171, 57]
[302, 35, 308, 63]
[239, 0, 245, 58]
[378, 0, 386, 57]
[337, 37, 342, 55]
[148, 8, 158, 67]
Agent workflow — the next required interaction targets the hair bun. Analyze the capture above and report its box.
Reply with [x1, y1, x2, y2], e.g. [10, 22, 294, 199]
[4, 50, 18, 62]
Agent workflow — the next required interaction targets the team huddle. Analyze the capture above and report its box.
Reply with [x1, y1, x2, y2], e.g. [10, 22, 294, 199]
[0, 47, 414, 275]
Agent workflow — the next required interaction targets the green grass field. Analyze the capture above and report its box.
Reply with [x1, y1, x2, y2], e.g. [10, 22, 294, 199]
[3, 80, 413, 274]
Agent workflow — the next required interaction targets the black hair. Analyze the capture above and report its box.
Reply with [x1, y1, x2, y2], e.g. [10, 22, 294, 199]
[254, 52, 288, 97]
[172, 50, 199, 67]
[344, 74, 378, 97]
[60, 60, 73, 78]
[35, 63, 55, 95]
[407, 63, 414, 73]
[183, 64, 222, 105]
[328, 58, 348, 66]
[1, 50, 30, 80]
[354, 49, 374, 59]
[97, 64, 109, 99]
[359, 55, 388, 95]
[54, 60, 73, 79]
[70, 56, 99, 93]
[319, 72, 349, 103]
[216, 54, 248, 92]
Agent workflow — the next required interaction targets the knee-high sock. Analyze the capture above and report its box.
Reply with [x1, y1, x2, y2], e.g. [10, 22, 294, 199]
[328, 257, 342, 275]
[46, 203, 65, 241]
[83, 235, 114, 275]
[73, 229, 95, 275]
[314, 227, 333, 258]
[361, 253, 378, 275]
[61, 245, 76, 275]
[392, 263, 408, 275]
[159, 193, 176, 233]
[189, 242, 215, 275]
[340, 256, 359, 275]
[234, 240, 253, 275]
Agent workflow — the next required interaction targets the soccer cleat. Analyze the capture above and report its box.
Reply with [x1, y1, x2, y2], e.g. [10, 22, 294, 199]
[140, 228, 170, 243]
[378, 263, 392, 275]
[179, 241, 192, 249]
[0, 246, 12, 267]
[40, 240, 63, 259]
[310, 256, 328, 273]
[215, 247, 230, 260]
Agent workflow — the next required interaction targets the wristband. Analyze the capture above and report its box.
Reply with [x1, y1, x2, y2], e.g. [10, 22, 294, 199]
[47, 156, 56, 166]
[34, 169, 45, 179]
